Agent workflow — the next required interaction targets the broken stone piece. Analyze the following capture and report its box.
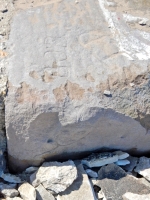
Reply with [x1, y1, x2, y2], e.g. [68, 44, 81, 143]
[18, 182, 36, 200]
[1, 173, 22, 183]
[103, 90, 111, 95]
[36, 184, 55, 200]
[122, 192, 150, 200]
[57, 163, 96, 200]
[1, 188, 19, 198]
[123, 156, 138, 172]
[85, 169, 98, 178]
[30, 160, 77, 194]
[113, 151, 129, 159]
[134, 156, 150, 181]
[115, 159, 130, 166]
[97, 164, 150, 200]
[82, 151, 129, 168]
[25, 167, 38, 174]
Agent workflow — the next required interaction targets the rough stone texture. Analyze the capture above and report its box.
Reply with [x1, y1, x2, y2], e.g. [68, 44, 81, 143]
[0, 183, 18, 198]
[122, 156, 138, 172]
[6, 198, 23, 200]
[1, 173, 22, 183]
[97, 164, 150, 200]
[82, 151, 128, 168]
[122, 192, 150, 200]
[36, 184, 55, 200]
[134, 156, 150, 181]
[18, 182, 36, 200]
[30, 160, 77, 194]
[57, 163, 96, 200]
[5, 0, 150, 170]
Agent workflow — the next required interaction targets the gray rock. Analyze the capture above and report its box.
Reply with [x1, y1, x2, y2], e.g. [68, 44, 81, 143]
[36, 184, 55, 200]
[18, 182, 36, 200]
[122, 156, 138, 172]
[1, 173, 22, 183]
[5, 0, 150, 171]
[30, 160, 77, 194]
[81, 151, 128, 168]
[0, 183, 18, 198]
[85, 169, 98, 178]
[122, 192, 150, 200]
[134, 157, 150, 181]
[115, 159, 130, 166]
[97, 164, 150, 200]
[25, 167, 38, 174]
[57, 163, 96, 200]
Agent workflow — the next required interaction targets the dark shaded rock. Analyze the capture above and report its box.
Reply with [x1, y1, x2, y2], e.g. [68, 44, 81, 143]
[123, 156, 138, 172]
[97, 164, 150, 200]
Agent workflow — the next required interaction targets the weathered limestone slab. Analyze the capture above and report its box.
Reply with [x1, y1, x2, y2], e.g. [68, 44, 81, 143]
[6, 0, 150, 170]
[57, 163, 96, 200]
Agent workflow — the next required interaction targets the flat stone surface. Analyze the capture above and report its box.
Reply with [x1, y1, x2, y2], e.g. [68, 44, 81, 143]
[97, 164, 150, 200]
[36, 184, 55, 200]
[5, 0, 150, 170]
[85, 169, 98, 178]
[18, 182, 36, 200]
[6, 198, 23, 200]
[57, 163, 96, 200]
[134, 157, 150, 181]
[122, 192, 150, 200]
[115, 159, 130, 166]
[30, 160, 77, 194]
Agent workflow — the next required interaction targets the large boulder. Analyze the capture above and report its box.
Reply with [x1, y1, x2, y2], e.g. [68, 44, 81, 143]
[6, 0, 150, 170]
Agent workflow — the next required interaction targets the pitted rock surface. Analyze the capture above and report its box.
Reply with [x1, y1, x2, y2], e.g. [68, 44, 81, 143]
[5, 0, 150, 170]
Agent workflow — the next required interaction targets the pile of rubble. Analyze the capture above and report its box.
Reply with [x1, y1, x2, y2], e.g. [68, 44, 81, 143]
[0, 151, 150, 200]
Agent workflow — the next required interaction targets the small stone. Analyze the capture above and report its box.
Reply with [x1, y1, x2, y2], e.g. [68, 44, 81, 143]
[103, 90, 111, 95]
[1, 188, 19, 198]
[139, 19, 149, 25]
[75, 0, 79, 3]
[30, 160, 77, 194]
[115, 159, 130, 166]
[122, 192, 150, 200]
[57, 163, 96, 200]
[18, 182, 36, 200]
[130, 83, 135, 87]
[123, 156, 138, 172]
[36, 184, 55, 200]
[134, 157, 150, 181]
[113, 151, 129, 160]
[86, 169, 98, 178]
[81, 152, 118, 168]
[25, 167, 38, 174]
[0, 183, 18, 198]
[1, 173, 22, 183]
[98, 190, 104, 200]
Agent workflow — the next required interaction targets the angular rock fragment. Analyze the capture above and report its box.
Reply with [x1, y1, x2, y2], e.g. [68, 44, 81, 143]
[18, 182, 36, 200]
[122, 156, 138, 172]
[57, 163, 96, 200]
[115, 160, 130, 166]
[81, 151, 124, 168]
[85, 169, 98, 178]
[36, 184, 55, 200]
[1, 173, 22, 183]
[30, 160, 77, 194]
[25, 167, 38, 174]
[122, 192, 150, 200]
[1, 188, 19, 198]
[134, 157, 150, 181]
[97, 164, 150, 200]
